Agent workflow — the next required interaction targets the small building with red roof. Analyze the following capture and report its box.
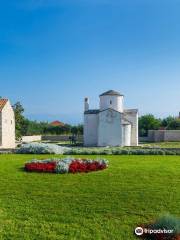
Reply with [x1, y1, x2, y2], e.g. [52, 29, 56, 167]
[49, 121, 65, 127]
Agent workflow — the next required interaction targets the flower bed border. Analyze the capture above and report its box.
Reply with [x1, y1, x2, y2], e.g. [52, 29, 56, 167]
[25, 157, 109, 174]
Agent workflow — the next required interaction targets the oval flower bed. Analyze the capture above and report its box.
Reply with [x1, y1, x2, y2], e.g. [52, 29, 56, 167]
[25, 157, 109, 174]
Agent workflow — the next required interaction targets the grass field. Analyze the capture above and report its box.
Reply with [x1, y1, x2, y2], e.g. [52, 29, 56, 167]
[140, 141, 180, 148]
[0, 154, 179, 240]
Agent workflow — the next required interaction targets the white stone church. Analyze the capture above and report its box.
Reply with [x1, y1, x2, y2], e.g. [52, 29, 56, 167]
[0, 99, 15, 149]
[84, 90, 138, 147]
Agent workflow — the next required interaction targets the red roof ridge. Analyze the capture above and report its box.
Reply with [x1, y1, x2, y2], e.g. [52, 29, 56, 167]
[0, 99, 8, 112]
[49, 120, 65, 127]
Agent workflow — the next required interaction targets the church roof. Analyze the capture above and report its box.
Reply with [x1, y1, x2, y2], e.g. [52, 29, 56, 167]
[84, 109, 100, 115]
[124, 109, 138, 113]
[0, 99, 8, 112]
[100, 90, 124, 97]
[122, 117, 132, 125]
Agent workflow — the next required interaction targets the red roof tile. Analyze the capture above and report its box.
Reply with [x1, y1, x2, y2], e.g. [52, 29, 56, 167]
[0, 99, 8, 112]
[50, 121, 65, 127]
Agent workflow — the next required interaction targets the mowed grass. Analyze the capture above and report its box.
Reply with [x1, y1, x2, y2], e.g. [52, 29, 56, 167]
[141, 141, 180, 148]
[0, 155, 179, 240]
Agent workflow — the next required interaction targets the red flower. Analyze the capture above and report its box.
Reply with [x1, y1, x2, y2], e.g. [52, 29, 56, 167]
[69, 160, 107, 174]
[25, 159, 107, 174]
[25, 162, 56, 173]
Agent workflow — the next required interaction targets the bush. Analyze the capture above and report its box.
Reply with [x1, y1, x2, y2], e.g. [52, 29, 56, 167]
[17, 143, 180, 155]
[55, 157, 74, 173]
[16, 143, 71, 154]
[65, 147, 180, 155]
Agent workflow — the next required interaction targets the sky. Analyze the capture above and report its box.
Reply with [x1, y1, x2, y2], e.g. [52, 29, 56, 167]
[1, 0, 180, 124]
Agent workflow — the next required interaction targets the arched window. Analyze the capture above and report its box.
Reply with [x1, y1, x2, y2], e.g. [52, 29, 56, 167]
[110, 100, 112, 105]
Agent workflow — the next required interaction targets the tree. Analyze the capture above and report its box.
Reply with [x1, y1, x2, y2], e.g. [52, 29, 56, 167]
[166, 118, 180, 130]
[70, 125, 83, 135]
[161, 116, 175, 129]
[139, 114, 161, 137]
[13, 102, 27, 139]
[76, 124, 83, 135]
[25, 120, 48, 136]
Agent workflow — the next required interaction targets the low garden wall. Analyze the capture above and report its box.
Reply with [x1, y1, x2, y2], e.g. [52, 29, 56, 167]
[22, 135, 42, 143]
[42, 135, 83, 142]
[147, 130, 180, 142]
[164, 130, 180, 141]
[21, 135, 83, 143]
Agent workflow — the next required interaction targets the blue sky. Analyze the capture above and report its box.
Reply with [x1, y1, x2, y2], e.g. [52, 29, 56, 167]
[1, 0, 180, 124]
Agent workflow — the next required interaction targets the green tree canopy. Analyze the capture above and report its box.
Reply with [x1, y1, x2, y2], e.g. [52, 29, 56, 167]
[13, 102, 28, 140]
[161, 116, 175, 129]
[166, 118, 180, 130]
[139, 114, 162, 137]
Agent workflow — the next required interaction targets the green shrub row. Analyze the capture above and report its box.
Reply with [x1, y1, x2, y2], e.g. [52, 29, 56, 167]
[14, 143, 180, 155]
[65, 148, 180, 155]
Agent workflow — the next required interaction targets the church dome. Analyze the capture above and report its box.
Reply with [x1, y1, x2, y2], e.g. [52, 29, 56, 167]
[99, 90, 124, 97]
[99, 90, 124, 112]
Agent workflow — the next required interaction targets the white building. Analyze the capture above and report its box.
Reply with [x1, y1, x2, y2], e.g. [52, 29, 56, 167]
[84, 90, 138, 147]
[0, 99, 15, 149]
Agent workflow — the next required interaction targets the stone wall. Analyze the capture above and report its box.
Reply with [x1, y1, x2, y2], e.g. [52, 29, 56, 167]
[22, 135, 42, 143]
[164, 130, 180, 141]
[21, 135, 83, 143]
[98, 109, 123, 147]
[146, 130, 180, 142]
[84, 113, 98, 146]
[42, 135, 83, 142]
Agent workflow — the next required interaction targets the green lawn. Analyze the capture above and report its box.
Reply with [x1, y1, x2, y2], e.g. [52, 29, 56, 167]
[0, 154, 179, 240]
[140, 141, 180, 148]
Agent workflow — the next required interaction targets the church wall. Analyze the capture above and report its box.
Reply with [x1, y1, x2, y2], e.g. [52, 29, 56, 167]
[122, 124, 131, 146]
[124, 110, 138, 146]
[0, 101, 15, 149]
[98, 109, 123, 147]
[84, 113, 98, 146]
